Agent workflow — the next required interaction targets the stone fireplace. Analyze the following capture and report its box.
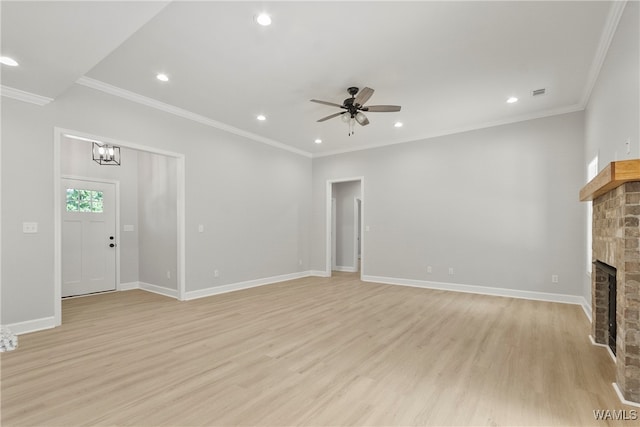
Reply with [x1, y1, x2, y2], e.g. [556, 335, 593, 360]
[581, 159, 640, 404]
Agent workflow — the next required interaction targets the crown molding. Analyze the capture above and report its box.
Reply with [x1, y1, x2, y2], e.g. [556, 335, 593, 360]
[312, 103, 585, 158]
[75, 76, 312, 158]
[0, 85, 53, 106]
[580, 0, 628, 107]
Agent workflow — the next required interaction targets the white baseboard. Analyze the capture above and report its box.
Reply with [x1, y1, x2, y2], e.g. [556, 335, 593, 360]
[310, 270, 330, 277]
[185, 271, 311, 301]
[334, 265, 358, 273]
[589, 334, 617, 362]
[138, 282, 179, 299]
[2, 316, 56, 335]
[362, 275, 587, 307]
[118, 281, 140, 291]
[581, 298, 592, 323]
[613, 382, 640, 408]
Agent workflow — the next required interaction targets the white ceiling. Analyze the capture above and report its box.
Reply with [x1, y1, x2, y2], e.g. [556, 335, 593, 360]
[1, 1, 618, 156]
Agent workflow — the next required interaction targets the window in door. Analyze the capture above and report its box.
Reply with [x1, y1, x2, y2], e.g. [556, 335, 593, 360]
[66, 188, 104, 213]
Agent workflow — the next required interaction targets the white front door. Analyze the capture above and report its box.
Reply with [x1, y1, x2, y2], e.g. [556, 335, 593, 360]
[62, 179, 116, 297]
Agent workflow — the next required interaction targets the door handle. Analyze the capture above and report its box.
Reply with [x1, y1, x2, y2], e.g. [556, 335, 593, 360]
[109, 243, 116, 248]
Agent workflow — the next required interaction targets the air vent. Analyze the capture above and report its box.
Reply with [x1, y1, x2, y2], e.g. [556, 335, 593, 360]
[532, 88, 546, 96]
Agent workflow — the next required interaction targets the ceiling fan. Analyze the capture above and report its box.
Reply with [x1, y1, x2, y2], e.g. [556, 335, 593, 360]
[311, 87, 401, 136]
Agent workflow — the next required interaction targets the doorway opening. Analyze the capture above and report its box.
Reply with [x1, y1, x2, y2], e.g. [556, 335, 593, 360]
[325, 177, 364, 278]
[54, 128, 186, 327]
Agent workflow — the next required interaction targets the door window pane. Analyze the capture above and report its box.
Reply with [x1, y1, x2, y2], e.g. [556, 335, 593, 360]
[66, 188, 104, 213]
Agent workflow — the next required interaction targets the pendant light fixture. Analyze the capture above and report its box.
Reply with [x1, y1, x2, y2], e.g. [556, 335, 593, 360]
[92, 142, 121, 165]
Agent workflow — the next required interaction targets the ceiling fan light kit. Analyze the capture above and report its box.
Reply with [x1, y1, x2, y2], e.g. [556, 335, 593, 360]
[311, 86, 401, 136]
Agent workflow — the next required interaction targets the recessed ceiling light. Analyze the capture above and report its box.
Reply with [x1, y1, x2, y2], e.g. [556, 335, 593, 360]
[314, 139, 322, 144]
[156, 73, 169, 82]
[256, 13, 272, 26]
[506, 97, 518, 104]
[394, 122, 403, 128]
[0, 56, 19, 66]
[257, 114, 266, 121]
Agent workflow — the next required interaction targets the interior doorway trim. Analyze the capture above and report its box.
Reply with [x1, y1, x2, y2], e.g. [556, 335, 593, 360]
[325, 177, 364, 278]
[53, 127, 187, 326]
[354, 197, 362, 273]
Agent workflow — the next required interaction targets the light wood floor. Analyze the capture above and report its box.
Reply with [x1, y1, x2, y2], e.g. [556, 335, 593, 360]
[1, 273, 635, 426]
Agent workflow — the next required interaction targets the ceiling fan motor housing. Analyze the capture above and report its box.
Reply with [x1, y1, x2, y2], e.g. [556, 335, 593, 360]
[343, 97, 358, 117]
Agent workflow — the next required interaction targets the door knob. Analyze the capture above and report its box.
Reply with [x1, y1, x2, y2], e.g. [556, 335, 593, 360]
[109, 243, 116, 248]
[109, 236, 114, 240]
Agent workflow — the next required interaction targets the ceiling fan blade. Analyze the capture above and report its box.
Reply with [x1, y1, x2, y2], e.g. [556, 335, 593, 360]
[363, 105, 402, 112]
[310, 99, 345, 108]
[354, 87, 374, 106]
[317, 112, 345, 122]
[355, 113, 369, 126]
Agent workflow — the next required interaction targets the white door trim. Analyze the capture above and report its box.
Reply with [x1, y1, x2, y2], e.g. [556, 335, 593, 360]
[331, 198, 337, 271]
[54, 127, 187, 326]
[61, 176, 121, 295]
[353, 197, 361, 272]
[325, 177, 364, 279]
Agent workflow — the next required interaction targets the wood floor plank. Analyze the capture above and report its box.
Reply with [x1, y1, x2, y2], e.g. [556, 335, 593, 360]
[1, 273, 636, 426]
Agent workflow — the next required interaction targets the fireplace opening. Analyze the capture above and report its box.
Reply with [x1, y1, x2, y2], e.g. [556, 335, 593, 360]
[595, 260, 617, 355]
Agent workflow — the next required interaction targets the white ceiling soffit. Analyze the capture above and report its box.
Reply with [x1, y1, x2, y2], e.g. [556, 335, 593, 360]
[0, 1, 170, 99]
[1, 1, 628, 157]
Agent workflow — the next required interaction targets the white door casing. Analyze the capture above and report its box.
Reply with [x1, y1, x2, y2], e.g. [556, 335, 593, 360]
[354, 197, 362, 271]
[61, 179, 117, 297]
[331, 197, 337, 271]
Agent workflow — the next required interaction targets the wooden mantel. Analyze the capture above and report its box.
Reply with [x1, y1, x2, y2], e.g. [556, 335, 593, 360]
[580, 159, 640, 201]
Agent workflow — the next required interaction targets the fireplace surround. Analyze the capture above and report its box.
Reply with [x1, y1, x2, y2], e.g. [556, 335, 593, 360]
[581, 159, 640, 404]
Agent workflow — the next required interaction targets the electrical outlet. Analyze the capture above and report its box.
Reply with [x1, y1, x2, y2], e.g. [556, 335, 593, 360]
[448, 267, 454, 275]
[22, 222, 38, 233]
[166, 270, 171, 279]
[552, 275, 559, 283]
[625, 138, 631, 154]
[427, 266, 432, 273]
[214, 269, 219, 278]
[298, 259, 303, 266]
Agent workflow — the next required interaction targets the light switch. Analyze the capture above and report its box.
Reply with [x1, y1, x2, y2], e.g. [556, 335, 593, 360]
[198, 224, 204, 233]
[23, 222, 38, 233]
[365, 225, 370, 232]
[123, 225, 134, 232]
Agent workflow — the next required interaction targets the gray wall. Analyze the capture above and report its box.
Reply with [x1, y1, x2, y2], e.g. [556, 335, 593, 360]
[138, 150, 177, 290]
[585, 1, 640, 167]
[312, 112, 586, 297]
[332, 181, 361, 269]
[583, 1, 639, 303]
[1, 84, 311, 325]
[60, 138, 140, 284]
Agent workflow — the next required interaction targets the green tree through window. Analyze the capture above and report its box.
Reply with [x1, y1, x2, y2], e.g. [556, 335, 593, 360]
[66, 189, 104, 213]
